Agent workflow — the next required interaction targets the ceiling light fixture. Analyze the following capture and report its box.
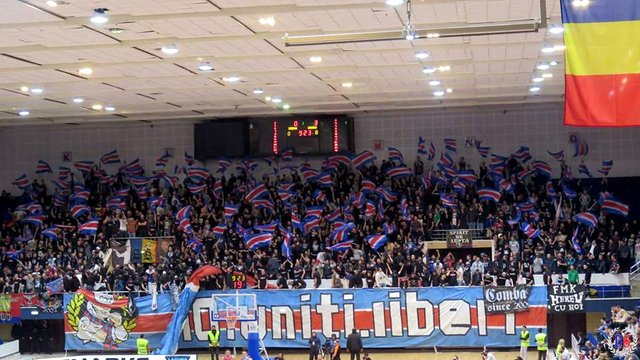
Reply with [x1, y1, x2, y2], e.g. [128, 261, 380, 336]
[109, 27, 124, 34]
[18, 110, 30, 116]
[258, 17, 275, 26]
[529, 86, 541, 92]
[549, 61, 559, 66]
[532, 77, 545, 82]
[46, 0, 59, 7]
[426, 33, 440, 38]
[309, 56, 323, 63]
[446, 88, 453, 93]
[433, 90, 445, 97]
[428, 80, 441, 86]
[282, 104, 291, 110]
[404, 25, 417, 41]
[549, 25, 564, 34]
[414, 51, 430, 59]
[422, 67, 436, 74]
[90, 8, 109, 24]
[271, 98, 282, 103]
[385, 0, 404, 6]
[72, 97, 85, 103]
[553, 45, 566, 51]
[341, 82, 353, 88]
[20, 86, 29, 92]
[161, 44, 179, 55]
[197, 62, 214, 71]
[78, 67, 93, 76]
[541, 45, 555, 53]
[536, 63, 550, 70]
[571, 0, 590, 7]
[104, 105, 116, 111]
[265, 96, 272, 101]
[30, 87, 44, 94]
[438, 65, 451, 72]
[92, 104, 103, 110]
[542, 73, 554, 78]
[253, 88, 264, 94]
[222, 76, 240, 82]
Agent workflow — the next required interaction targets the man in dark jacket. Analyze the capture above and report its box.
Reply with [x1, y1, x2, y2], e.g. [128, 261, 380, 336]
[308, 331, 321, 360]
[346, 329, 363, 360]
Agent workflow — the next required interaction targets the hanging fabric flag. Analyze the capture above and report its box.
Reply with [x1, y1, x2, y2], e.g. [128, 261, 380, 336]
[561, 0, 640, 126]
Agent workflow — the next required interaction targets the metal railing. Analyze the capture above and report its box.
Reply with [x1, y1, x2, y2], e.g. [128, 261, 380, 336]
[630, 260, 640, 281]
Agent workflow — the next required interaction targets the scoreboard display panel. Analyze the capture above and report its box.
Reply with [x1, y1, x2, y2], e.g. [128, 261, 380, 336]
[270, 115, 353, 155]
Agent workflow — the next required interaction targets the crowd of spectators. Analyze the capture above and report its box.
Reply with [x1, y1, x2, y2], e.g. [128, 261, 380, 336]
[0, 148, 637, 298]
[573, 305, 640, 360]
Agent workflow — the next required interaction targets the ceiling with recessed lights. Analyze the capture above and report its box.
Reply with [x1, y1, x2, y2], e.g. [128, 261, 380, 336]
[0, 0, 565, 126]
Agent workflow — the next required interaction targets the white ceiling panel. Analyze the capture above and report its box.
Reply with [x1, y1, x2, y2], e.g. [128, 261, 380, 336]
[0, 0, 565, 125]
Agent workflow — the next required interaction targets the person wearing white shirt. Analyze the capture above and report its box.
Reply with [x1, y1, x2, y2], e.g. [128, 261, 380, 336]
[481, 350, 497, 360]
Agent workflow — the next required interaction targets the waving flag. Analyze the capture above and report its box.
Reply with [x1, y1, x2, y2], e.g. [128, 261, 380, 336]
[212, 224, 226, 238]
[532, 161, 552, 178]
[386, 166, 412, 179]
[12, 174, 30, 189]
[129, 175, 152, 187]
[578, 162, 593, 177]
[106, 197, 126, 210]
[375, 186, 397, 203]
[187, 167, 209, 183]
[78, 219, 99, 235]
[148, 196, 165, 211]
[490, 154, 507, 172]
[598, 160, 613, 176]
[186, 235, 203, 254]
[278, 189, 295, 202]
[382, 223, 396, 235]
[305, 206, 323, 219]
[574, 212, 598, 228]
[184, 152, 195, 166]
[478, 188, 501, 203]
[155, 152, 171, 167]
[22, 214, 46, 227]
[73, 160, 94, 174]
[245, 183, 269, 202]
[570, 227, 584, 255]
[281, 230, 293, 259]
[35, 160, 52, 174]
[546, 181, 559, 200]
[224, 204, 239, 218]
[312, 189, 326, 203]
[360, 179, 376, 193]
[476, 145, 490, 158]
[254, 199, 275, 212]
[351, 151, 376, 169]
[122, 158, 144, 176]
[417, 137, 427, 155]
[100, 149, 120, 165]
[69, 205, 90, 218]
[366, 234, 388, 251]
[330, 223, 355, 242]
[562, 184, 577, 199]
[438, 153, 454, 168]
[301, 168, 319, 182]
[187, 182, 207, 194]
[281, 148, 294, 161]
[444, 138, 456, 153]
[439, 193, 457, 208]
[254, 221, 278, 233]
[387, 147, 404, 164]
[513, 146, 531, 162]
[179, 217, 193, 235]
[56, 180, 75, 194]
[58, 166, 71, 178]
[427, 141, 436, 161]
[6, 250, 22, 260]
[53, 194, 67, 207]
[217, 158, 231, 173]
[175, 205, 191, 221]
[520, 222, 540, 239]
[324, 207, 341, 222]
[548, 150, 565, 162]
[290, 212, 302, 230]
[328, 154, 351, 167]
[318, 172, 333, 188]
[350, 192, 365, 209]
[244, 233, 273, 251]
[326, 240, 353, 252]
[456, 170, 477, 184]
[42, 227, 59, 241]
[600, 194, 629, 217]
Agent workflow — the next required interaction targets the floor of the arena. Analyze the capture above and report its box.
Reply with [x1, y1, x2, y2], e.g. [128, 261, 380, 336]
[31, 350, 521, 360]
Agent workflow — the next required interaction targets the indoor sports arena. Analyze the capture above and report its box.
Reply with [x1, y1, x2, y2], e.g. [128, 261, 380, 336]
[0, 0, 638, 360]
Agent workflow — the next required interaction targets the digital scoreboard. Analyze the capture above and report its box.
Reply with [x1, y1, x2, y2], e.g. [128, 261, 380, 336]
[271, 115, 353, 155]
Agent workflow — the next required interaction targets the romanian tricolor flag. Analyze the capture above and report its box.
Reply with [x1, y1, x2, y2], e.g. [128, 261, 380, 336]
[562, 0, 640, 127]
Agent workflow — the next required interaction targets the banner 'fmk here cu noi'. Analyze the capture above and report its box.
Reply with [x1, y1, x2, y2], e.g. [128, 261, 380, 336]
[63, 287, 547, 351]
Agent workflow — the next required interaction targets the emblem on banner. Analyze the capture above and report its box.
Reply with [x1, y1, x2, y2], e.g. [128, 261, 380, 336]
[66, 292, 138, 349]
